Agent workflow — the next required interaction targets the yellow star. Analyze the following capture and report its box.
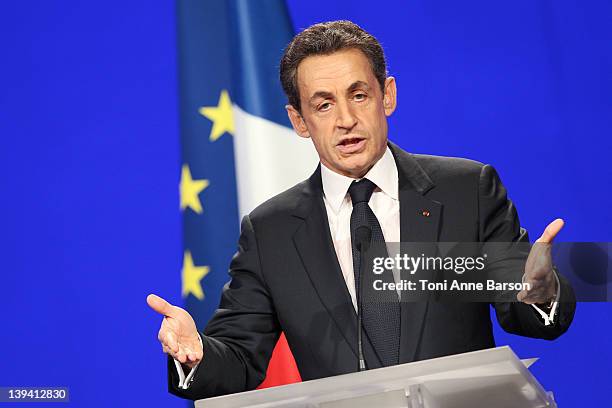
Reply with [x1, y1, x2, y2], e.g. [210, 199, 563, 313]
[182, 250, 210, 300]
[199, 89, 235, 141]
[180, 164, 209, 214]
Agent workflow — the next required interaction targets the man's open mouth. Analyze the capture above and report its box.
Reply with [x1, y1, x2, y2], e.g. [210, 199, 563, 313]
[338, 137, 364, 146]
[336, 137, 366, 153]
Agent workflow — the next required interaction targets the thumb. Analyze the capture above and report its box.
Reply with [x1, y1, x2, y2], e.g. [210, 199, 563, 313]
[536, 218, 564, 243]
[147, 294, 174, 317]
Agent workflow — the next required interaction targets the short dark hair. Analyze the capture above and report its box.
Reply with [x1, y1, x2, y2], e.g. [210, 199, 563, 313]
[280, 20, 388, 112]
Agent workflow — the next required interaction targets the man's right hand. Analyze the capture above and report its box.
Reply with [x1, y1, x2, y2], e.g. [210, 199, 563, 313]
[147, 294, 203, 369]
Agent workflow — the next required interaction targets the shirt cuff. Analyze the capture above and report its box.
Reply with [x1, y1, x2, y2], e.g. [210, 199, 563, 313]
[173, 334, 203, 390]
[530, 270, 561, 326]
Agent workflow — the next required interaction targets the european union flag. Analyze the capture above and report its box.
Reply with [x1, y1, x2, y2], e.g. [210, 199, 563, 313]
[176, 0, 318, 391]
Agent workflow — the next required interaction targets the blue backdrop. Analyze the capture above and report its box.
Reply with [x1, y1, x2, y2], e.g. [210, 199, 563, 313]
[1, 0, 610, 406]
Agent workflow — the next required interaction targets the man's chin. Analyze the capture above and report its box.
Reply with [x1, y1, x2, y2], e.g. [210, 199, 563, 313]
[339, 161, 373, 179]
[323, 153, 376, 178]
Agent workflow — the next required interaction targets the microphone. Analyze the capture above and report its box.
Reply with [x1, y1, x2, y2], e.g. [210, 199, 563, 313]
[355, 225, 371, 372]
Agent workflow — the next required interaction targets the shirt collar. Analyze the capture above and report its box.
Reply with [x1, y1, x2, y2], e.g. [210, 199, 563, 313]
[321, 146, 399, 214]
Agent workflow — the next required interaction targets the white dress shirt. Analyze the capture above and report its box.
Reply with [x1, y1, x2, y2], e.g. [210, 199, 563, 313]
[321, 147, 400, 310]
[174, 147, 559, 388]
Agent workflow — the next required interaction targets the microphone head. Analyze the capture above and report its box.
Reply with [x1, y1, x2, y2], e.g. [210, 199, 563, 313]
[355, 225, 372, 252]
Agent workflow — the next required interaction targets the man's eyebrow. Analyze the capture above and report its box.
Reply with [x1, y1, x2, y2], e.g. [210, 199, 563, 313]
[347, 81, 371, 93]
[309, 91, 334, 104]
[308, 81, 371, 104]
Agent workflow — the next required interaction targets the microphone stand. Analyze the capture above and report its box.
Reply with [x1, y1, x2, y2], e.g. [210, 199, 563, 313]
[358, 247, 366, 371]
[355, 225, 371, 372]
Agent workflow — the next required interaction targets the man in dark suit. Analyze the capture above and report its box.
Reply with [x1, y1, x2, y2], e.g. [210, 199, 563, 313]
[147, 20, 575, 400]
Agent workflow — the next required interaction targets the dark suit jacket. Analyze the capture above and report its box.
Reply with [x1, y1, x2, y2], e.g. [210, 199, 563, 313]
[169, 143, 575, 399]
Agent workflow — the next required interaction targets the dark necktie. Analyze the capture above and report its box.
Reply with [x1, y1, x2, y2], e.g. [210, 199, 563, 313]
[349, 178, 400, 367]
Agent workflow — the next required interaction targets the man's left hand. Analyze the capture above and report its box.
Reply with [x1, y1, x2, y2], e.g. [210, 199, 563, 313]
[517, 218, 563, 305]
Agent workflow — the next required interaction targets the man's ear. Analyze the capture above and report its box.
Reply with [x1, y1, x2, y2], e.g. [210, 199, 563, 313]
[383, 77, 397, 116]
[286, 104, 310, 138]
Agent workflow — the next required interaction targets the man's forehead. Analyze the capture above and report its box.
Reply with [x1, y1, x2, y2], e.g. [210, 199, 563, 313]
[296, 49, 376, 95]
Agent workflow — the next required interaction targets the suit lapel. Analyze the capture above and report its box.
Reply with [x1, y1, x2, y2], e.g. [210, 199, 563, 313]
[389, 143, 442, 363]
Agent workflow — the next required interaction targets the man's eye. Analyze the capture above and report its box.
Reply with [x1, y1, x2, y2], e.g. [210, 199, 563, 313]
[354, 93, 367, 101]
[318, 102, 331, 111]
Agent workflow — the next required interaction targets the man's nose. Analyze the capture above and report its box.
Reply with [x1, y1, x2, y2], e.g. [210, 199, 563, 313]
[335, 100, 357, 130]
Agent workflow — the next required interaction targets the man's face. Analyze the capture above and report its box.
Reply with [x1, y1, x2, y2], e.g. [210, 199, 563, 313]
[286, 48, 397, 178]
